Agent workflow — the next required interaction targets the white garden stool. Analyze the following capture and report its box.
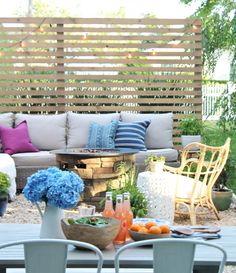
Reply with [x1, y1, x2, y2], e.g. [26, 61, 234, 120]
[137, 171, 176, 224]
[0, 153, 17, 201]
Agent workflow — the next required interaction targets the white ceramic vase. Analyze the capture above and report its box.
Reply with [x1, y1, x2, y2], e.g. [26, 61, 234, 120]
[39, 204, 65, 239]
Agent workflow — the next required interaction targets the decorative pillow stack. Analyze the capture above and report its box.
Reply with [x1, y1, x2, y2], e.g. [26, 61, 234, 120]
[86, 119, 151, 150]
[0, 120, 39, 155]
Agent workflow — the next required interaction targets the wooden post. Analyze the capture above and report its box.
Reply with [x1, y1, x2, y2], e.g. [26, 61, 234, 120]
[56, 23, 65, 113]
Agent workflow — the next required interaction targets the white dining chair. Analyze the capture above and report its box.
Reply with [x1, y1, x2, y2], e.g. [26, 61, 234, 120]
[114, 238, 227, 273]
[0, 239, 103, 273]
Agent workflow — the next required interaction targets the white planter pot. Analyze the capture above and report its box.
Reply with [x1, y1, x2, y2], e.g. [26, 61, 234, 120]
[181, 135, 201, 150]
[149, 162, 165, 173]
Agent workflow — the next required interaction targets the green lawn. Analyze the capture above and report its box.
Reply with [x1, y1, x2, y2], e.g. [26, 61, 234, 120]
[203, 121, 236, 193]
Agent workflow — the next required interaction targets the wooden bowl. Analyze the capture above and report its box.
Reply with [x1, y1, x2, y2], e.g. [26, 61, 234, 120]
[128, 229, 171, 241]
[61, 216, 120, 249]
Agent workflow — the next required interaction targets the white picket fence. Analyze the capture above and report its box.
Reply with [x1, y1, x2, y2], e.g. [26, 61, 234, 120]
[202, 81, 235, 120]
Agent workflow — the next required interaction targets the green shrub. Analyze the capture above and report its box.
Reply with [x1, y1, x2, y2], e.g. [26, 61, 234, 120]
[179, 114, 203, 135]
[203, 121, 236, 193]
[213, 89, 236, 131]
[0, 172, 11, 195]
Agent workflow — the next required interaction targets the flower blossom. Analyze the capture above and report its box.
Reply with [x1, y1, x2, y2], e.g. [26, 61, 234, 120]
[23, 167, 84, 209]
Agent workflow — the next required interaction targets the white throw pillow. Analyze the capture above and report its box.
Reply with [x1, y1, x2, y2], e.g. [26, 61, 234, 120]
[174, 174, 207, 199]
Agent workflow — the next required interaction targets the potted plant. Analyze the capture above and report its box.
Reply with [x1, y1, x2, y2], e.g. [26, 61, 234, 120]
[212, 156, 234, 211]
[145, 155, 165, 173]
[0, 171, 11, 217]
[179, 114, 203, 149]
[23, 167, 84, 238]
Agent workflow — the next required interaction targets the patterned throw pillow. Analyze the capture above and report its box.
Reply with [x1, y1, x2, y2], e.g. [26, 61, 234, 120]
[86, 120, 118, 149]
[115, 120, 151, 150]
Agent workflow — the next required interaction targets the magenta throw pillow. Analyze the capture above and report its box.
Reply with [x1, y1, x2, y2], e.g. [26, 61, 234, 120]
[0, 120, 39, 155]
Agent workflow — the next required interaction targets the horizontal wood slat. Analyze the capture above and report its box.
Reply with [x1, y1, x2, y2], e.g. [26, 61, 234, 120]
[0, 74, 202, 80]
[0, 51, 202, 57]
[0, 42, 201, 49]
[0, 66, 202, 73]
[0, 17, 202, 24]
[0, 59, 202, 65]
[0, 97, 202, 104]
[0, 17, 202, 145]
[0, 90, 201, 96]
[0, 105, 202, 112]
[0, 34, 202, 41]
[0, 26, 201, 33]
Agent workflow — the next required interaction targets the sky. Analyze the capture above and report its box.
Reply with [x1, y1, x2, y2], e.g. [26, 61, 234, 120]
[0, 0, 200, 18]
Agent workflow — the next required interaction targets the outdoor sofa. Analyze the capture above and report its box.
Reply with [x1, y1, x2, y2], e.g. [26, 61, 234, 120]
[0, 112, 178, 190]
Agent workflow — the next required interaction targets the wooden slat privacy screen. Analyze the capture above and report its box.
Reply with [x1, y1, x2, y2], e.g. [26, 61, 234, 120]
[0, 17, 202, 144]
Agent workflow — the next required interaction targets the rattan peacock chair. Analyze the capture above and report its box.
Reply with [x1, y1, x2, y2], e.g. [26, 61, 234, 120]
[164, 138, 231, 225]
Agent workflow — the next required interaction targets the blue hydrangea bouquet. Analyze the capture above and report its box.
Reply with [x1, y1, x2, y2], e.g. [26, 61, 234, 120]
[23, 167, 84, 209]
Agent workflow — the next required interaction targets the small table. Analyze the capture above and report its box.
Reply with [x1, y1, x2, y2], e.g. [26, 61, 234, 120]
[51, 148, 139, 206]
[137, 171, 176, 224]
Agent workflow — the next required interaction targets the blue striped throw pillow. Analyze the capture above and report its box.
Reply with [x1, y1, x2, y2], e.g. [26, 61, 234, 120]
[86, 120, 118, 149]
[115, 120, 151, 150]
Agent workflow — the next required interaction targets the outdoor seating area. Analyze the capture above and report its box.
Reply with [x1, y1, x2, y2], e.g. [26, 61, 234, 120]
[0, 2, 235, 272]
[0, 111, 178, 190]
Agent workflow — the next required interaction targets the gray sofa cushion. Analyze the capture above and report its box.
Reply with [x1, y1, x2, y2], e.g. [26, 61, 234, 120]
[135, 148, 178, 171]
[67, 112, 120, 148]
[0, 112, 14, 127]
[120, 112, 173, 149]
[15, 113, 67, 150]
[12, 151, 57, 167]
[0, 113, 14, 151]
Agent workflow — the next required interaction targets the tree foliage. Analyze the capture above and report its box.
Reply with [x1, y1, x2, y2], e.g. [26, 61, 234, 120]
[180, 0, 236, 79]
[16, 0, 74, 17]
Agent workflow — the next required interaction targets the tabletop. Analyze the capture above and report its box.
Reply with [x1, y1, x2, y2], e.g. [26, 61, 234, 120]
[51, 148, 139, 158]
[0, 224, 236, 273]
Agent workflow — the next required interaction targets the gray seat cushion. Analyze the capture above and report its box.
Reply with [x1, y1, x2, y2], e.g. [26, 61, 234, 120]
[120, 112, 173, 149]
[67, 112, 120, 148]
[15, 113, 67, 150]
[135, 148, 178, 167]
[12, 151, 57, 167]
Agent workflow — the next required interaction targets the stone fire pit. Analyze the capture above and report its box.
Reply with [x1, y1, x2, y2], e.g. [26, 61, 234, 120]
[52, 148, 138, 208]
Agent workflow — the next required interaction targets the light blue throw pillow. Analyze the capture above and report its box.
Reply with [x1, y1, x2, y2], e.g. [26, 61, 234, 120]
[115, 120, 151, 150]
[86, 120, 118, 149]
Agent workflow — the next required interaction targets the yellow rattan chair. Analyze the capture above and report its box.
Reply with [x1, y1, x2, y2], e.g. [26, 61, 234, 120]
[164, 138, 231, 225]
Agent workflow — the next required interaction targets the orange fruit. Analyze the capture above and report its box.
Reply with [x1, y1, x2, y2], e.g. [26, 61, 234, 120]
[148, 226, 162, 234]
[137, 222, 145, 228]
[145, 221, 157, 230]
[130, 224, 141, 232]
[160, 225, 171, 234]
[138, 227, 149, 234]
